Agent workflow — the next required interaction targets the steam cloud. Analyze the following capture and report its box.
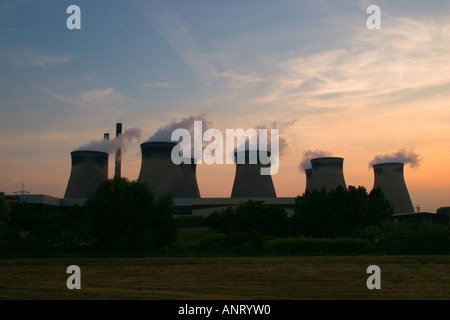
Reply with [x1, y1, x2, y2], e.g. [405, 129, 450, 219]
[75, 128, 143, 155]
[256, 123, 288, 157]
[147, 114, 211, 142]
[233, 123, 288, 156]
[369, 148, 422, 168]
[299, 149, 331, 172]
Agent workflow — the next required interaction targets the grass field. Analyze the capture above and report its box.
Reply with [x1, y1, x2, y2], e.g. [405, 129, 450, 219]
[0, 255, 449, 300]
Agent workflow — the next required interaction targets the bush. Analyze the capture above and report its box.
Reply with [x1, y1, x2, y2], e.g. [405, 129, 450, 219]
[358, 219, 450, 255]
[205, 200, 289, 237]
[262, 237, 374, 256]
[0, 229, 28, 253]
[197, 233, 226, 254]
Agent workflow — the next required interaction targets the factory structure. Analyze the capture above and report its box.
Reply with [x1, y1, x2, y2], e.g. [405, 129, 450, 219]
[6, 122, 445, 222]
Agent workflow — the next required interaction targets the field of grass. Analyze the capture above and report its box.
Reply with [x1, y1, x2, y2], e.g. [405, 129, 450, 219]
[0, 255, 449, 300]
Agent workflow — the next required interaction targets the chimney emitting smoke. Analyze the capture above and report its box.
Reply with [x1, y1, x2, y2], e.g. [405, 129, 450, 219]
[115, 123, 122, 177]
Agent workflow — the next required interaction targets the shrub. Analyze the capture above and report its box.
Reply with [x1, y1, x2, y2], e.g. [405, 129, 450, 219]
[262, 237, 374, 256]
[359, 219, 450, 255]
[205, 200, 289, 237]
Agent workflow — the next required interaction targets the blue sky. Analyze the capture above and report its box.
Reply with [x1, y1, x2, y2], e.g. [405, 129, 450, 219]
[1, 0, 449, 211]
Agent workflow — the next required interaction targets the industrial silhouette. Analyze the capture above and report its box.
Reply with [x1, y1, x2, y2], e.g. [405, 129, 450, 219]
[372, 162, 414, 214]
[308, 157, 347, 192]
[138, 141, 187, 197]
[231, 150, 277, 198]
[64, 150, 108, 199]
[24, 122, 421, 218]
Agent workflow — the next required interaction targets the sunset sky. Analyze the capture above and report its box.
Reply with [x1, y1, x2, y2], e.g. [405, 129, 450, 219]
[1, 0, 449, 212]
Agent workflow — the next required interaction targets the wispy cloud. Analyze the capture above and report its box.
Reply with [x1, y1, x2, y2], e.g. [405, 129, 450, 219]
[80, 88, 116, 102]
[268, 17, 450, 108]
[218, 70, 262, 88]
[139, 81, 173, 89]
[135, 0, 218, 84]
[0, 45, 72, 67]
[1, 27, 40, 36]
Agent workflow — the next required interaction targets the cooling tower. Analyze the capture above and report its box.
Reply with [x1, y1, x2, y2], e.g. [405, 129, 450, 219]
[372, 162, 414, 214]
[309, 157, 347, 192]
[64, 151, 108, 199]
[231, 150, 276, 198]
[138, 141, 186, 197]
[304, 168, 313, 192]
[180, 158, 201, 198]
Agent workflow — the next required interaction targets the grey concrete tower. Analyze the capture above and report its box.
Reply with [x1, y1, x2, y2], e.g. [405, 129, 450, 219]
[64, 151, 108, 199]
[115, 123, 122, 177]
[372, 162, 414, 214]
[231, 150, 276, 198]
[309, 157, 347, 192]
[138, 141, 186, 197]
[304, 168, 313, 193]
[180, 158, 201, 198]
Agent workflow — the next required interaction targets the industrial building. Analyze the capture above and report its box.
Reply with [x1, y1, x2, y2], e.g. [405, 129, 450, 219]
[64, 150, 109, 199]
[231, 150, 277, 198]
[5, 122, 446, 224]
[137, 141, 188, 198]
[307, 157, 347, 192]
[371, 162, 415, 214]
[304, 168, 312, 193]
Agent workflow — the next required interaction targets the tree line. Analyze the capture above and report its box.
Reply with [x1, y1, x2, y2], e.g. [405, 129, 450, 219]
[1, 180, 449, 256]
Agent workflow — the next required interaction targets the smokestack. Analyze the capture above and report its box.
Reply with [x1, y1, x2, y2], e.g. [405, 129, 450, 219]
[372, 162, 414, 214]
[64, 151, 108, 199]
[309, 157, 347, 192]
[138, 141, 186, 197]
[305, 168, 313, 192]
[180, 157, 201, 198]
[115, 123, 122, 177]
[231, 150, 276, 198]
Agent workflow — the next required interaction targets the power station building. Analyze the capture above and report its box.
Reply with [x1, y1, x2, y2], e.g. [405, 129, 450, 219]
[9, 122, 446, 223]
[64, 150, 109, 199]
[371, 162, 415, 214]
[304, 168, 313, 193]
[307, 157, 347, 192]
[138, 141, 187, 198]
[231, 150, 277, 198]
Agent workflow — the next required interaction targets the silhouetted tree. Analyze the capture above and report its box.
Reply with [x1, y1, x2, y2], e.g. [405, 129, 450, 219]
[437, 207, 450, 216]
[26, 205, 86, 250]
[0, 192, 10, 229]
[7, 202, 41, 231]
[292, 186, 392, 238]
[83, 176, 177, 252]
[205, 200, 289, 237]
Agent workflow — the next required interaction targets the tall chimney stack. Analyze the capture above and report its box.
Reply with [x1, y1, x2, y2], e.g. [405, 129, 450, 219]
[115, 123, 122, 177]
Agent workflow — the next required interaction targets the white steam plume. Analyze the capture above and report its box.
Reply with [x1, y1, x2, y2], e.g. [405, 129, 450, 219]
[147, 114, 211, 142]
[75, 127, 143, 155]
[369, 148, 422, 168]
[299, 149, 331, 172]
